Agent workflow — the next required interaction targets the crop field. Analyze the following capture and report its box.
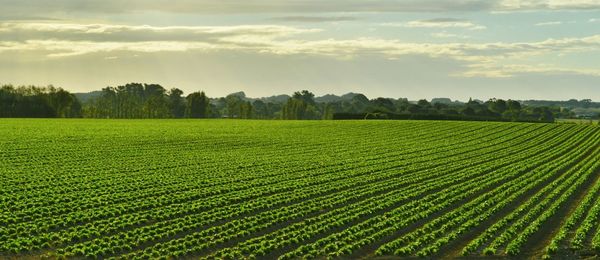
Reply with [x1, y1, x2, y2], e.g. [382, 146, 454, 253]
[1, 119, 600, 259]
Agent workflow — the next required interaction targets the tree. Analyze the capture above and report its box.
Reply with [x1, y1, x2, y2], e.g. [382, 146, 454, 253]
[83, 83, 173, 118]
[141, 84, 169, 118]
[185, 91, 210, 118]
[282, 98, 306, 120]
[168, 88, 186, 118]
[431, 98, 452, 105]
[282, 90, 320, 120]
[581, 99, 592, 108]
[476, 107, 498, 117]
[417, 99, 431, 108]
[393, 98, 411, 113]
[240, 101, 253, 119]
[225, 94, 243, 118]
[487, 98, 508, 114]
[495, 99, 507, 113]
[252, 100, 268, 119]
[371, 98, 395, 113]
[539, 107, 555, 122]
[266, 102, 283, 119]
[350, 94, 370, 112]
[433, 102, 449, 111]
[0, 85, 81, 118]
[48, 88, 74, 117]
[461, 107, 475, 116]
[292, 90, 315, 105]
[507, 100, 521, 112]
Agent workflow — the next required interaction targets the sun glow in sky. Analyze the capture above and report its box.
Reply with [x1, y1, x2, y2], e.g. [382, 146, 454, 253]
[1, 0, 599, 100]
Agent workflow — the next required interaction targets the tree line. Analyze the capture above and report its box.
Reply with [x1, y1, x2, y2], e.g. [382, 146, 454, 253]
[332, 97, 560, 122]
[0, 83, 585, 122]
[0, 85, 81, 118]
[83, 83, 211, 119]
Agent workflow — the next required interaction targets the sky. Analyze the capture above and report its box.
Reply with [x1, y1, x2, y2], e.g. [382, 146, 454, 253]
[1, 0, 599, 101]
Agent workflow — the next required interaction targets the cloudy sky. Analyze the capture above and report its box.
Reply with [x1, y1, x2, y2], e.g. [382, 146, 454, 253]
[1, 0, 599, 100]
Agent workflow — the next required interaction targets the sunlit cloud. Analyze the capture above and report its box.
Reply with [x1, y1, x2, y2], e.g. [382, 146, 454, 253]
[497, 0, 600, 10]
[2, 21, 599, 80]
[0, 22, 320, 38]
[458, 63, 600, 78]
[535, 21, 563, 26]
[381, 18, 487, 30]
[1, 1, 599, 100]
[271, 16, 359, 23]
[431, 32, 472, 39]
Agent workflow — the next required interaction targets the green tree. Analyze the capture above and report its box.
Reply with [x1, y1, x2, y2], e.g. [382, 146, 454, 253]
[372, 98, 395, 113]
[282, 90, 320, 120]
[225, 94, 243, 118]
[185, 91, 210, 118]
[168, 88, 186, 118]
[461, 107, 476, 116]
[322, 103, 336, 120]
[293, 90, 315, 105]
[350, 94, 370, 112]
[507, 100, 522, 112]
[252, 100, 267, 119]
[240, 101, 253, 119]
[84, 83, 173, 118]
[0, 85, 82, 118]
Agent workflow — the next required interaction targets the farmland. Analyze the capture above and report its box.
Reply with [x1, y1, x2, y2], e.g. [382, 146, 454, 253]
[1, 119, 600, 259]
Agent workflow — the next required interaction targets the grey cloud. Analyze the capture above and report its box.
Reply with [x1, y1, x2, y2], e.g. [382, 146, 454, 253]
[3, 0, 599, 17]
[0, 0, 498, 16]
[2, 21, 600, 80]
[0, 15, 61, 21]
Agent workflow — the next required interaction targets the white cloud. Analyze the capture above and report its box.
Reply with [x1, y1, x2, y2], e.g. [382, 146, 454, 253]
[590, 18, 600, 22]
[535, 21, 563, 26]
[271, 16, 359, 23]
[382, 18, 487, 30]
[431, 32, 472, 39]
[497, 0, 600, 10]
[0, 21, 600, 59]
[0, 22, 323, 47]
[1, 22, 320, 37]
[2, 21, 600, 79]
[459, 63, 600, 78]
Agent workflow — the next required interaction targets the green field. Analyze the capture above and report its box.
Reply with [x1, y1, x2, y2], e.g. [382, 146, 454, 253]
[1, 119, 600, 259]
